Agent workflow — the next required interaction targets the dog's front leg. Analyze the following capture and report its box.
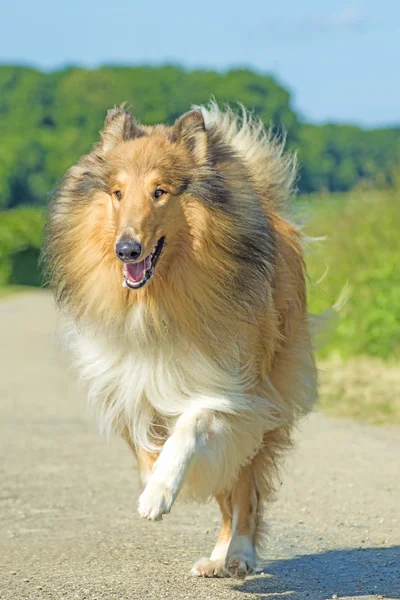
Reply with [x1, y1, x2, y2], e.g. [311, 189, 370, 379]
[138, 408, 210, 521]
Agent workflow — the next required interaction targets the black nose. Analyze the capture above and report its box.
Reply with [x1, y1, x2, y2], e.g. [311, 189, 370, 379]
[116, 239, 142, 261]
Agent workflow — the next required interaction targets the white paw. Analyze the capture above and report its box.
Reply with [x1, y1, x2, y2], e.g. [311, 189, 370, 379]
[225, 553, 255, 579]
[138, 479, 174, 521]
[191, 557, 227, 578]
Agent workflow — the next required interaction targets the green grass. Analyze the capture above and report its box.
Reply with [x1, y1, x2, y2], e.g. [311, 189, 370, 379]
[302, 188, 400, 362]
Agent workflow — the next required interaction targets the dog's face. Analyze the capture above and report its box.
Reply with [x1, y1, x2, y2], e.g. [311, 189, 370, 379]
[99, 108, 208, 290]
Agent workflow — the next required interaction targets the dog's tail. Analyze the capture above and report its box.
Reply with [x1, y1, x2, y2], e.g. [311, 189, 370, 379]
[309, 283, 349, 352]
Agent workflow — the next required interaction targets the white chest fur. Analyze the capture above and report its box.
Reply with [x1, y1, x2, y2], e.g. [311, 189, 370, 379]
[66, 306, 283, 472]
[69, 313, 244, 438]
[65, 307, 289, 499]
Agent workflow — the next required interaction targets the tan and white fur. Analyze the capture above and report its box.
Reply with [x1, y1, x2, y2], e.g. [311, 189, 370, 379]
[44, 102, 318, 579]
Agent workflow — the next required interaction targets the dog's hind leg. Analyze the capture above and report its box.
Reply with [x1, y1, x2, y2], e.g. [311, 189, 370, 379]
[121, 426, 159, 486]
[225, 464, 258, 579]
[191, 493, 232, 577]
[192, 464, 258, 579]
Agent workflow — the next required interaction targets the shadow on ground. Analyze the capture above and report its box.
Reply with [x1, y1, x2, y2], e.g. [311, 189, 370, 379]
[234, 547, 400, 599]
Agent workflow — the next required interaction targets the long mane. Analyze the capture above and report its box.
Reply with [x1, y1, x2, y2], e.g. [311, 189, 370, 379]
[197, 102, 297, 215]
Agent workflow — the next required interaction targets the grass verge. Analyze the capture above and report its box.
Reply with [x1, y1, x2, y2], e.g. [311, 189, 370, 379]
[0, 284, 37, 298]
[319, 358, 400, 425]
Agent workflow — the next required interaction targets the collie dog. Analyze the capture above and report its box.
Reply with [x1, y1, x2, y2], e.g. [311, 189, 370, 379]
[45, 103, 317, 579]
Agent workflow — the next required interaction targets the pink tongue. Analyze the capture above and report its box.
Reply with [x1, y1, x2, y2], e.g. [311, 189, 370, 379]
[126, 261, 146, 283]
[125, 256, 152, 283]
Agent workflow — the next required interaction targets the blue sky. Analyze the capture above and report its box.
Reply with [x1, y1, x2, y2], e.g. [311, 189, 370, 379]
[1, 0, 398, 127]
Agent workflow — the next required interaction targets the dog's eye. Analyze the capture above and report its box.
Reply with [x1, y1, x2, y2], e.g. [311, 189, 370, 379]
[154, 188, 167, 200]
[113, 190, 122, 201]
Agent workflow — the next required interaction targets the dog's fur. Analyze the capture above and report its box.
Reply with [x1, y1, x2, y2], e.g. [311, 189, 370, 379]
[44, 103, 317, 579]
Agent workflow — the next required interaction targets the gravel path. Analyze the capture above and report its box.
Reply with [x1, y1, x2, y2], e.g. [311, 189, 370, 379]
[1, 293, 399, 600]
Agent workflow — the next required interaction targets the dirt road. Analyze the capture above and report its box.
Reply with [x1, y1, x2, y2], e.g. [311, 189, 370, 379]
[1, 293, 399, 600]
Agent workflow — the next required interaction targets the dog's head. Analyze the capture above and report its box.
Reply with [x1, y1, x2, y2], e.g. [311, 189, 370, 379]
[98, 107, 211, 290]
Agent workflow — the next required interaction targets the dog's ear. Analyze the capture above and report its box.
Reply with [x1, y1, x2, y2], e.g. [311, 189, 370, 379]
[100, 106, 144, 151]
[172, 110, 208, 164]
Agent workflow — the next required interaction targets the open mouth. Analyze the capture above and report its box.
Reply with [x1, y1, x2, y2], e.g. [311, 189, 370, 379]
[122, 236, 165, 290]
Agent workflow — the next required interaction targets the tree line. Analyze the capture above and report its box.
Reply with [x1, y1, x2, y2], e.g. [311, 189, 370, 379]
[1, 64, 399, 209]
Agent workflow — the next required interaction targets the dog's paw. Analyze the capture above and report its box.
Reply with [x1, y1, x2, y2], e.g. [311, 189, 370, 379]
[138, 479, 173, 521]
[225, 554, 255, 579]
[191, 557, 228, 578]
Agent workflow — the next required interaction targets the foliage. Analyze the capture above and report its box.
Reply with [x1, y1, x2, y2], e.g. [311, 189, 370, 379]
[0, 65, 399, 209]
[0, 65, 299, 209]
[298, 124, 400, 192]
[0, 207, 45, 285]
